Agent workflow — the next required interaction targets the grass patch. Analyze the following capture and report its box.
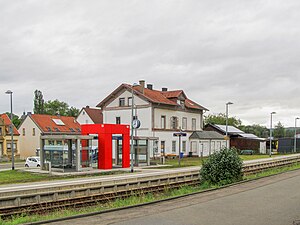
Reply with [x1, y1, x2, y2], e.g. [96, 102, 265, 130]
[0, 170, 128, 186]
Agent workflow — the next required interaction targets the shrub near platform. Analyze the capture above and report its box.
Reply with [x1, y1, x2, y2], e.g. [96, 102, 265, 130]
[200, 148, 243, 185]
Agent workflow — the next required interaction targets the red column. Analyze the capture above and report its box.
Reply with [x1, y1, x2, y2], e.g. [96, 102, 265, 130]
[122, 133, 130, 168]
[98, 133, 112, 169]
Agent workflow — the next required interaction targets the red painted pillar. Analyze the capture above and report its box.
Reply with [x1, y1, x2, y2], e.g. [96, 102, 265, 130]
[98, 132, 112, 169]
[122, 133, 130, 168]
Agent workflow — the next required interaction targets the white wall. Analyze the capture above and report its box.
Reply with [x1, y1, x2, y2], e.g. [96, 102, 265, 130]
[76, 109, 94, 125]
[190, 139, 227, 157]
[104, 107, 152, 137]
[154, 108, 202, 131]
[18, 117, 41, 159]
[107, 90, 148, 107]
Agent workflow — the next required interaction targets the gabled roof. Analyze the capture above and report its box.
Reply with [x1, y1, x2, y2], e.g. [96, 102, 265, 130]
[97, 83, 208, 111]
[0, 114, 20, 135]
[30, 114, 81, 134]
[190, 131, 225, 140]
[83, 107, 103, 124]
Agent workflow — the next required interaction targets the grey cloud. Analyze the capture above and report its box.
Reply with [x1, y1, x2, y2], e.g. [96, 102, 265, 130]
[0, 0, 300, 127]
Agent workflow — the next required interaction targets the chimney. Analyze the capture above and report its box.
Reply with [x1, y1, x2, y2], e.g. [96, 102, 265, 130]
[147, 84, 153, 90]
[162, 87, 168, 92]
[27, 112, 32, 116]
[139, 80, 145, 94]
[86, 105, 90, 108]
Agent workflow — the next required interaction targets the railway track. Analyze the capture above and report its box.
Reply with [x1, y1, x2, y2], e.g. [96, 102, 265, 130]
[1, 155, 300, 220]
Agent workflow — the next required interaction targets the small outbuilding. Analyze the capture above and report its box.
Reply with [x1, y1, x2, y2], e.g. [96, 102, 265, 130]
[189, 131, 227, 157]
[204, 124, 267, 153]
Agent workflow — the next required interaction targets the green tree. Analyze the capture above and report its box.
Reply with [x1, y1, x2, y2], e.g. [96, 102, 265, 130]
[68, 106, 80, 117]
[44, 100, 80, 117]
[44, 99, 69, 116]
[273, 121, 285, 138]
[5, 113, 21, 128]
[238, 124, 269, 138]
[33, 90, 44, 114]
[204, 113, 242, 127]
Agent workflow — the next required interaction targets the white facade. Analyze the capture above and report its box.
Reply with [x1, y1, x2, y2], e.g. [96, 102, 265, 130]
[76, 109, 95, 125]
[18, 117, 41, 159]
[189, 139, 227, 157]
[102, 89, 205, 156]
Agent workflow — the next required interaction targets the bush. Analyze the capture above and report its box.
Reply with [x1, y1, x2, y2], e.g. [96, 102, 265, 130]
[200, 148, 243, 185]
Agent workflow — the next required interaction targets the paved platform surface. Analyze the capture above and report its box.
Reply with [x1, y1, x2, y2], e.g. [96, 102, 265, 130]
[49, 168, 300, 225]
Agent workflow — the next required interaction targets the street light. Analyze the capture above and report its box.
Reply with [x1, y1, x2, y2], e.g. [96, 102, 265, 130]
[294, 117, 299, 153]
[5, 90, 14, 170]
[269, 112, 276, 157]
[225, 102, 233, 148]
[130, 83, 139, 173]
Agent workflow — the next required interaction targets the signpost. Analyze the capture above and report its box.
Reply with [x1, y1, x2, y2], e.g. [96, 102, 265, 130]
[173, 131, 187, 166]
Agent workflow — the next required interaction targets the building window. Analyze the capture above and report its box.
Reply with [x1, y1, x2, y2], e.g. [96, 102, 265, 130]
[119, 98, 125, 107]
[161, 116, 166, 129]
[128, 97, 132, 106]
[182, 117, 187, 130]
[192, 118, 196, 131]
[0, 127, 2, 136]
[172, 141, 176, 153]
[182, 141, 186, 152]
[32, 128, 35, 136]
[116, 117, 121, 124]
[22, 128, 25, 136]
[170, 117, 178, 129]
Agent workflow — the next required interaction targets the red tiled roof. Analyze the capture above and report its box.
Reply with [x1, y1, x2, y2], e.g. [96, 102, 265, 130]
[30, 114, 81, 134]
[130, 85, 207, 110]
[0, 114, 20, 135]
[84, 107, 103, 124]
[97, 83, 208, 111]
[161, 90, 183, 98]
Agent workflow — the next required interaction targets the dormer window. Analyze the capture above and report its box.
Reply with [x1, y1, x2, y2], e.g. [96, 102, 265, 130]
[177, 100, 185, 108]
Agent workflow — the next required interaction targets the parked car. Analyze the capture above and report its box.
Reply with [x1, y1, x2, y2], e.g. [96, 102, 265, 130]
[240, 150, 255, 155]
[25, 157, 40, 167]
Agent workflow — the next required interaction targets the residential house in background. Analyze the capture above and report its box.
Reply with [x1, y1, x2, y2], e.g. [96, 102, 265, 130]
[204, 124, 266, 153]
[189, 131, 226, 156]
[0, 114, 20, 159]
[76, 106, 103, 125]
[18, 114, 81, 159]
[76, 106, 103, 149]
[97, 80, 208, 164]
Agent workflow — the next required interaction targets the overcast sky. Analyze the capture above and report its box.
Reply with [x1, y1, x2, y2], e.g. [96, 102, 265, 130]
[0, 0, 299, 127]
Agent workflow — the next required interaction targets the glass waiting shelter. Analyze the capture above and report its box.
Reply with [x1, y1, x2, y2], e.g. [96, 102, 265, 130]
[40, 135, 93, 172]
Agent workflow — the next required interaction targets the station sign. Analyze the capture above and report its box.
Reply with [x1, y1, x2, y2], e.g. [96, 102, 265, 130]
[173, 132, 187, 137]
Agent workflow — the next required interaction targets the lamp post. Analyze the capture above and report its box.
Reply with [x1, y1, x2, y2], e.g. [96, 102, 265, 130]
[130, 83, 139, 173]
[269, 112, 276, 157]
[5, 90, 14, 170]
[294, 117, 299, 153]
[225, 102, 233, 148]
